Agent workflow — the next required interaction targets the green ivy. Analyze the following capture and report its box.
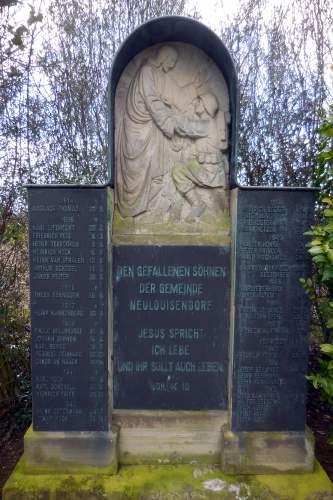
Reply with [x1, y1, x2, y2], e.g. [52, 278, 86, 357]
[302, 104, 333, 444]
[306, 344, 333, 445]
[314, 104, 333, 204]
[300, 196, 333, 343]
[301, 104, 333, 343]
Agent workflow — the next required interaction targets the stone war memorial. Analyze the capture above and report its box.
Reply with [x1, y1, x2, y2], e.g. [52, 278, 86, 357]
[4, 16, 333, 500]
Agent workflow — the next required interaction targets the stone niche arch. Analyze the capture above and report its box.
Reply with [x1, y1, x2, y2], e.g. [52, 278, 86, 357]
[107, 16, 239, 188]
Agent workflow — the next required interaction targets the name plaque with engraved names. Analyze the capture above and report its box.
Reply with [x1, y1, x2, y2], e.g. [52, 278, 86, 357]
[231, 188, 315, 431]
[28, 187, 108, 431]
[113, 245, 230, 409]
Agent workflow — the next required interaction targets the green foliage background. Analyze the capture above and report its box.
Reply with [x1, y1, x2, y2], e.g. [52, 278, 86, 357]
[302, 104, 333, 443]
[0, 215, 31, 427]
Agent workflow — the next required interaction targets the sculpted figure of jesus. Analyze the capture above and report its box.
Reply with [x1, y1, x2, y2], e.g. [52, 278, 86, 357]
[116, 45, 206, 218]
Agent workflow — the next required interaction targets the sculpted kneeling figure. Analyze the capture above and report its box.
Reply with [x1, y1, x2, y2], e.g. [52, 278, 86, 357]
[172, 92, 229, 219]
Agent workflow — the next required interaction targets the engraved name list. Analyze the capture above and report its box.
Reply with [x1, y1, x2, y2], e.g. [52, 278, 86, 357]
[28, 188, 108, 431]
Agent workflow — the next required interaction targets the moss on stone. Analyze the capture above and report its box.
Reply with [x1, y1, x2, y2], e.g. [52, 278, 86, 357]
[23, 456, 118, 476]
[112, 207, 230, 246]
[23, 426, 118, 475]
[4, 458, 333, 500]
[222, 429, 315, 475]
[256, 461, 333, 500]
[119, 451, 220, 466]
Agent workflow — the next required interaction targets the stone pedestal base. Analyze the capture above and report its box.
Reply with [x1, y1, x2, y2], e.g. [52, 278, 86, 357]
[22, 425, 119, 474]
[113, 409, 227, 464]
[221, 427, 315, 474]
[4, 459, 332, 499]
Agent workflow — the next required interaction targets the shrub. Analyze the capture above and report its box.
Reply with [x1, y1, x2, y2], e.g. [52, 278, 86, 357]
[301, 104, 333, 443]
[0, 213, 31, 428]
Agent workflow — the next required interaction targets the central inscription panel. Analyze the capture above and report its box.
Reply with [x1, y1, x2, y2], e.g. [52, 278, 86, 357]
[113, 246, 230, 409]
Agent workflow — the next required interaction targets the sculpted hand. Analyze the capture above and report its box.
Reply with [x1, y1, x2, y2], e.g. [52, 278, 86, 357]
[162, 96, 172, 108]
[163, 123, 174, 139]
[171, 135, 183, 152]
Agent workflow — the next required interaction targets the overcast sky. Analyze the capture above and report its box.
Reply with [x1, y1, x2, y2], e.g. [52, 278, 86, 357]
[187, 0, 240, 32]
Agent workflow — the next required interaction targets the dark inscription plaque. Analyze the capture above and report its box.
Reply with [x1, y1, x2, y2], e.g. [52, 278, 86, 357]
[231, 189, 315, 431]
[28, 187, 108, 431]
[113, 246, 230, 410]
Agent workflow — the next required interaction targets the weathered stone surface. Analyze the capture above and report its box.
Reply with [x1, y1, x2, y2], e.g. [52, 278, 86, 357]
[221, 427, 315, 474]
[115, 42, 230, 233]
[4, 490, 50, 500]
[113, 409, 228, 464]
[4, 460, 332, 499]
[23, 425, 119, 474]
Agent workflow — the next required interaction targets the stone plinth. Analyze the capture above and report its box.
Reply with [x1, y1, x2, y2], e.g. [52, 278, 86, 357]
[22, 425, 119, 475]
[4, 460, 332, 499]
[221, 427, 315, 474]
[113, 409, 227, 464]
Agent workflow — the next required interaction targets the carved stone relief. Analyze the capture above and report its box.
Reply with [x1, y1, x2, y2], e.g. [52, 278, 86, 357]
[115, 42, 230, 233]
